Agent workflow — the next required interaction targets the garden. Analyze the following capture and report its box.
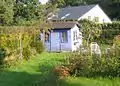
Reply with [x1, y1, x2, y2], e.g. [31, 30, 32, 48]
[0, 0, 120, 86]
[0, 20, 120, 86]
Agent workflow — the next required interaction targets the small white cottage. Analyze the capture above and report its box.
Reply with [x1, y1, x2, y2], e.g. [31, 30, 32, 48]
[41, 22, 82, 52]
[49, 4, 112, 23]
[41, 4, 112, 52]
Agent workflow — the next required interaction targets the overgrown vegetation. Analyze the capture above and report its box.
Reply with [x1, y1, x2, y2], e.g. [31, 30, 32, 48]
[99, 22, 120, 44]
[52, 21, 120, 78]
[64, 50, 120, 77]
[0, 52, 119, 86]
[60, 35, 120, 78]
[0, 26, 45, 66]
[79, 20, 120, 45]
[79, 20, 102, 46]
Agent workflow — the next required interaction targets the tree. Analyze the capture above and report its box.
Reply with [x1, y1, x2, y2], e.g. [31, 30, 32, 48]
[0, 0, 14, 25]
[79, 20, 102, 46]
[64, 0, 86, 6]
[13, 0, 45, 25]
[49, 0, 65, 7]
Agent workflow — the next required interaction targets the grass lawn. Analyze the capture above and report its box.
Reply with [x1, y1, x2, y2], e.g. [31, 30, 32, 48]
[0, 52, 119, 86]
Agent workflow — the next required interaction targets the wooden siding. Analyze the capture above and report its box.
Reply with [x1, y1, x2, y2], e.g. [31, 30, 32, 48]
[42, 24, 82, 52]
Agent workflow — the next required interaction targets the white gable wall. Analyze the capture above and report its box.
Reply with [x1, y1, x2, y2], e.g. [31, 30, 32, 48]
[71, 25, 82, 51]
[78, 5, 112, 23]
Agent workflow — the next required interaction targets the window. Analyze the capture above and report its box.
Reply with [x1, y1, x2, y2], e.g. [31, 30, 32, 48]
[73, 31, 76, 41]
[45, 33, 50, 42]
[94, 17, 99, 22]
[73, 31, 77, 41]
[103, 19, 105, 23]
[88, 16, 91, 20]
[61, 32, 68, 43]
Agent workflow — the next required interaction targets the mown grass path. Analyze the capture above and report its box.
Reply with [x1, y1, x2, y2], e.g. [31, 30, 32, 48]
[0, 52, 119, 86]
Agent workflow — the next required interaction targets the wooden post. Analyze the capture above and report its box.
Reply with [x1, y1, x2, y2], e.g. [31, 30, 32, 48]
[19, 33, 23, 63]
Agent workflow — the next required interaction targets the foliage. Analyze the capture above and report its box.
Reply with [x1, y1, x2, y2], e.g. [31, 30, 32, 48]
[79, 20, 102, 46]
[113, 35, 120, 47]
[0, 52, 119, 86]
[0, 26, 45, 66]
[65, 47, 120, 77]
[78, 21, 120, 45]
[30, 36, 44, 54]
[99, 22, 120, 44]
[0, 0, 14, 25]
[22, 47, 31, 60]
[13, 0, 45, 25]
[49, 0, 65, 7]
[0, 34, 19, 54]
[66, 53, 92, 76]
[54, 66, 70, 80]
[0, 48, 6, 65]
[0, 0, 53, 26]
[64, 0, 86, 6]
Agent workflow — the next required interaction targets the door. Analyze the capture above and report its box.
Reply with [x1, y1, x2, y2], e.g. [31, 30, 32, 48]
[50, 32, 60, 52]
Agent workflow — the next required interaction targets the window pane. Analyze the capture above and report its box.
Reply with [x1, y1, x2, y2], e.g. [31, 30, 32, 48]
[73, 31, 77, 41]
[73, 31, 76, 41]
[88, 16, 91, 20]
[61, 32, 68, 43]
[94, 17, 99, 22]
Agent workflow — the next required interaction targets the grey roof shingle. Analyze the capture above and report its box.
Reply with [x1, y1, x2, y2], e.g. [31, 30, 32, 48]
[53, 4, 96, 20]
[51, 21, 78, 29]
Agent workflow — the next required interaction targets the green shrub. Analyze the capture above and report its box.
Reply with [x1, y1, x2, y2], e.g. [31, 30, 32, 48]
[22, 47, 31, 60]
[94, 22, 120, 44]
[65, 50, 120, 77]
[66, 53, 92, 77]
[90, 55, 120, 77]
[30, 36, 44, 54]
[113, 35, 120, 47]
[0, 48, 7, 65]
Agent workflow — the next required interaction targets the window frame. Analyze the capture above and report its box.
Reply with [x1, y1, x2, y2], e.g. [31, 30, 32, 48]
[61, 31, 68, 43]
[88, 16, 91, 20]
[94, 17, 99, 22]
[73, 30, 77, 41]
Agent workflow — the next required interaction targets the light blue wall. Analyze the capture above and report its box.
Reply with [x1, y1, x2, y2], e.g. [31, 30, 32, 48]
[42, 25, 82, 52]
[44, 29, 72, 52]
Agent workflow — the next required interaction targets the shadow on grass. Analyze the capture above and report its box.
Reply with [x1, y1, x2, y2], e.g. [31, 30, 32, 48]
[0, 68, 84, 86]
[0, 60, 85, 86]
[0, 71, 41, 86]
[0, 64, 59, 86]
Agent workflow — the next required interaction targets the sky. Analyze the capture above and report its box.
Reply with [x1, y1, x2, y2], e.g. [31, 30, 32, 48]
[39, 0, 49, 4]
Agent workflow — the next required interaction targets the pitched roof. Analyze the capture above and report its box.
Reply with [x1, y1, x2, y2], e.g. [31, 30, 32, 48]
[53, 4, 96, 20]
[51, 21, 79, 29]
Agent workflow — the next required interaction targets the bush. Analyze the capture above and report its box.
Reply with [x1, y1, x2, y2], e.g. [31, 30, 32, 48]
[66, 53, 92, 77]
[30, 37, 44, 54]
[22, 47, 31, 60]
[91, 55, 120, 77]
[94, 22, 120, 44]
[65, 50, 120, 77]
[113, 35, 120, 47]
[0, 48, 6, 65]
[54, 66, 70, 80]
